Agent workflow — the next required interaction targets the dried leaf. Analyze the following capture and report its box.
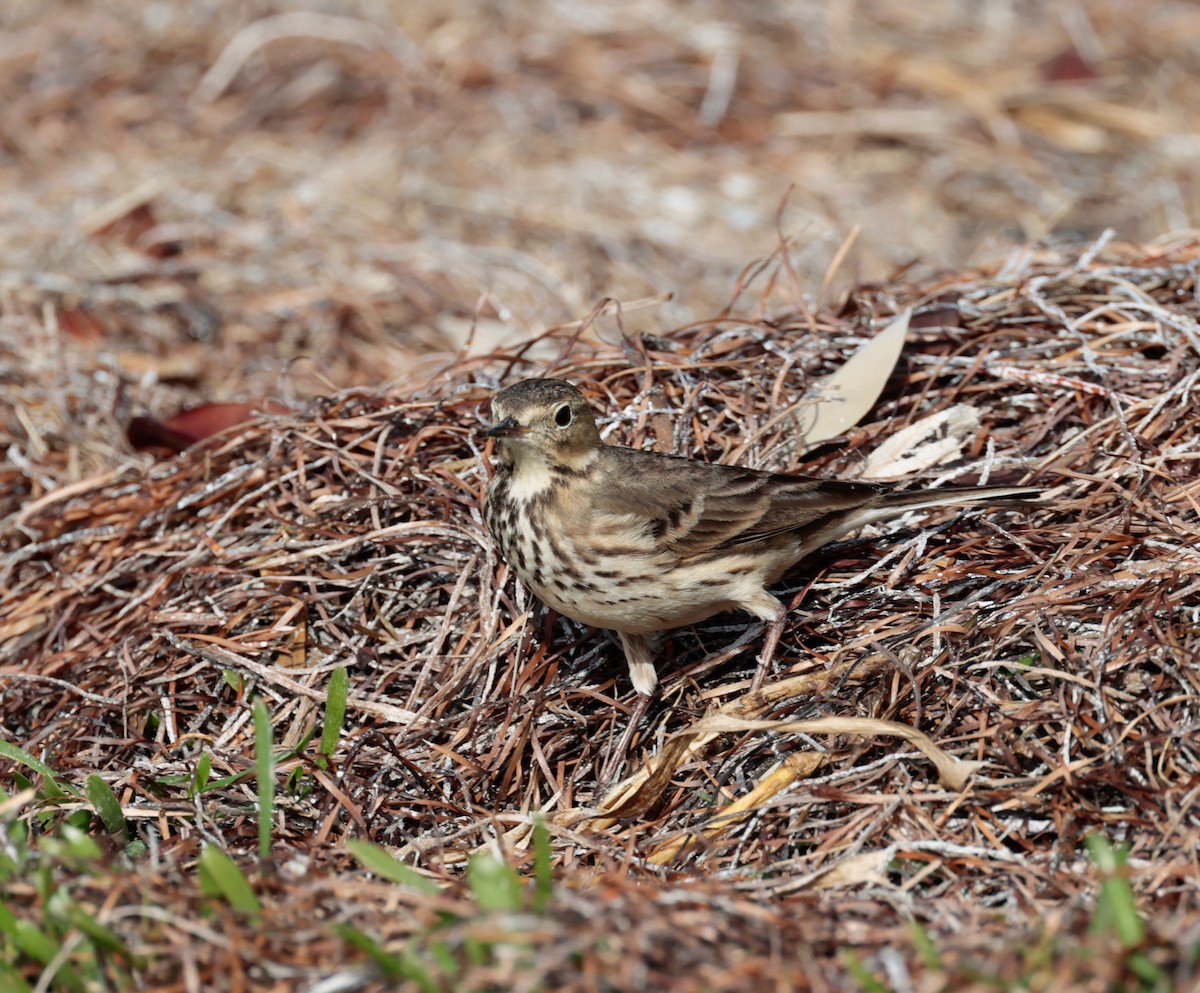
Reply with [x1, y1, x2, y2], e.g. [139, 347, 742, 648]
[860, 404, 981, 480]
[127, 401, 288, 453]
[786, 309, 910, 456]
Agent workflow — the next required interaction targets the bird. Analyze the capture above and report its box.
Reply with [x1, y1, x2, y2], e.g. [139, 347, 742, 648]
[483, 378, 1039, 699]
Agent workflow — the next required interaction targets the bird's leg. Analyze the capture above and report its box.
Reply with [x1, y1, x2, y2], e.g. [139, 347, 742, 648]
[598, 631, 657, 787]
[619, 630, 658, 697]
[751, 611, 786, 692]
[599, 691, 650, 790]
[743, 594, 787, 693]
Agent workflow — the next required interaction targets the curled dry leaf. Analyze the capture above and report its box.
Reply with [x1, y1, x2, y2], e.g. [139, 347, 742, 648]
[860, 404, 982, 480]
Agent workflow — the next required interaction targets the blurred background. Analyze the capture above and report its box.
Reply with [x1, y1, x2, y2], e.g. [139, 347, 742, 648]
[2, 0, 1198, 405]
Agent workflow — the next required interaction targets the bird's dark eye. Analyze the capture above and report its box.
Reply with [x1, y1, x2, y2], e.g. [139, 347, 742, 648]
[554, 404, 572, 428]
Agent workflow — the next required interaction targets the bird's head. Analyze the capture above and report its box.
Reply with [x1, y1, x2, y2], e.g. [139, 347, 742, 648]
[485, 379, 602, 470]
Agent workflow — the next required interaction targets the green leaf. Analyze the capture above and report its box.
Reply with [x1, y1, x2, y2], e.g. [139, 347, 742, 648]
[0, 742, 80, 799]
[12, 918, 60, 961]
[286, 766, 309, 796]
[840, 949, 889, 993]
[57, 824, 103, 863]
[85, 775, 127, 839]
[428, 940, 458, 979]
[906, 918, 942, 970]
[1127, 950, 1165, 985]
[0, 741, 57, 781]
[319, 666, 348, 757]
[191, 768, 252, 794]
[1085, 833, 1144, 948]
[531, 817, 553, 914]
[197, 845, 260, 917]
[0, 960, 34, 993]
[194, 751, 212, 795]
[67, 905, 134, 959]
[464, 935, 488, 967]
[345, 840, 441, 895]
[63, 810, 91, 832]
[333, 924, 406, 983]
[11, 920, 87, 993]
[467, 852, 522, 913]
[0, 899, 19, 936]
[33, 864, 53, 904]
[253, 698, 275, 861]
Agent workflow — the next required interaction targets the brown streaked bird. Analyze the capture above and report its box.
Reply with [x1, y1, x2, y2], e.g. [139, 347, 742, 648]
[483, 378, 1039, 698]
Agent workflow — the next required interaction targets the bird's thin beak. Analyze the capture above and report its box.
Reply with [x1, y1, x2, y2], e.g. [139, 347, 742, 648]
[485, 416, 526, 439]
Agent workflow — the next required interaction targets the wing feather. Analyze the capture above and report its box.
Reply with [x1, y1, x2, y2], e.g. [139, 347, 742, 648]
[590, 446, 881, 560]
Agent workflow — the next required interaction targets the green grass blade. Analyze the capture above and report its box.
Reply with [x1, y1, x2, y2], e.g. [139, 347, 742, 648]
[67, 905, 134, 959]
[333, 924, 406, 982]
[0, 899, 19, 936]
[345, 840, 441, 895]
[841, 949, 889, 993]
[0, 741, 57, 780]
[0, 960, 34, 993]
[252, 698, 274, 861]
[0, 742, 80, 799]
[57, 824, 103, 863]
[193, 751, 212, 795]
[467, 852, 522, 913]
[84, 776, 127, 840]
[11, 920, 86, 993]
[197, 845, 261, 917]
[1085, 833, 1144, 947]
[531, 816, 553, 914]
[905, 918, 942, 970]
[319, 666, 348, 758]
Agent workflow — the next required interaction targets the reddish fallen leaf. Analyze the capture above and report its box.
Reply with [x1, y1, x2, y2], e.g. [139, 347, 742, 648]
[94, 200, 158, 246]
[908, 304, 963, 330]
[86, 195, 183, 257]
[58, 308, 108, 342]
[128, 401, 288, 454]
[1041, 48, 1098, 83]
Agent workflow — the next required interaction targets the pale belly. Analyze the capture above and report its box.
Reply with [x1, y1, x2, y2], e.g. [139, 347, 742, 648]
[528, 556, 768, 635]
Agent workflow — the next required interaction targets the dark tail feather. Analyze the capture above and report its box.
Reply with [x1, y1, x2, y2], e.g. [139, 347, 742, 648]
[793, 484, 1041, 559]
[876, 484, 1042, 514]
[848, 483, 1041, 534]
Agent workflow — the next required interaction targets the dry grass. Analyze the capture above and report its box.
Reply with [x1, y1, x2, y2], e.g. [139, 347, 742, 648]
[5, 236, 1200, 990]
[3, 1, 1200, 990]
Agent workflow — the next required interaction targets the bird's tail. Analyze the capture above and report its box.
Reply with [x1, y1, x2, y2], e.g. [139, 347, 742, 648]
[793, 484, 1041, 560]
[876, 483, 1042, 516]
[853, 483, 1042, 533]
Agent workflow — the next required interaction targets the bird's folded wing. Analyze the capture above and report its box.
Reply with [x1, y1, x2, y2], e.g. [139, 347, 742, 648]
[590, 447, 880, 559]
